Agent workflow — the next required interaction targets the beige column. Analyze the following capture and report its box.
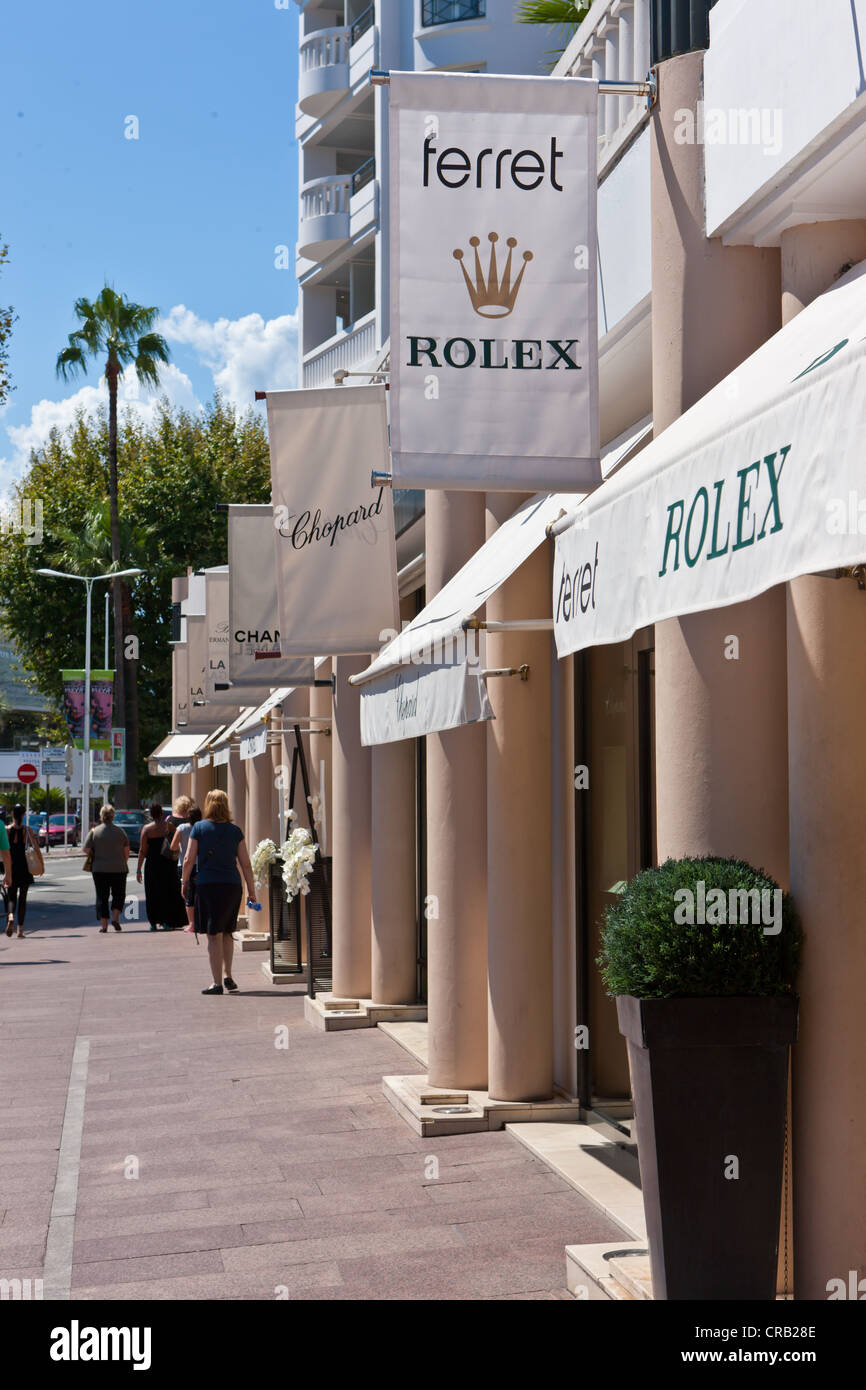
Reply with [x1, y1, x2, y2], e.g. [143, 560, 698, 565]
[371, 594, 417, 1005]
[485, 494, 554, 1101]
[370, 737, 417, 1004]
[309, 664, 333, 854]
[780, 219, 866, 1300]
[171, 772, 191, 808]
[227, 749, 246, 841]
[331, 655, 372, 998]
[651, 52, 788, 885]
[192, 760, 215, 810]
[426, 491, 488, 1090]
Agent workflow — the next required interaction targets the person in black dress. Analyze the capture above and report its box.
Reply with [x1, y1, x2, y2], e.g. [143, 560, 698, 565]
[135, 802, 187, 932]
[5, 804, 35, 938]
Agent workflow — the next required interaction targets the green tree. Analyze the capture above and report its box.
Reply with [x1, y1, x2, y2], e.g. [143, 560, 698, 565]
[0, 237, 14, 405]
[56, 286, 171, 804]
[515, 0, 591, 62]
[0, 397, 271, 798]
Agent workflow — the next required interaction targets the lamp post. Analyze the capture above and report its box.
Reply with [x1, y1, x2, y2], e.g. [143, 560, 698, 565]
[37, 568, 142, 837]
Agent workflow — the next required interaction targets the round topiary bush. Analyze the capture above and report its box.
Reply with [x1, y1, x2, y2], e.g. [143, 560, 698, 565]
[598, 856, 801, 999]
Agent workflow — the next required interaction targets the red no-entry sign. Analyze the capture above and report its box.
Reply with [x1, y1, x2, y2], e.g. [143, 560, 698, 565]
[17, 763, 38, 785]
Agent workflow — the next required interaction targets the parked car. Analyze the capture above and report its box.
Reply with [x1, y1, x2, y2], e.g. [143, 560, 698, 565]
[38, 814, 80, 848]
[111, 810, 147, 853]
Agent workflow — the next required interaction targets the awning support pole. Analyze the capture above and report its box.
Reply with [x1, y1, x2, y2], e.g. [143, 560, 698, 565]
[463, 618, 553, 633]
[371, 471, 393, 487]
[481, 664, 530, 681]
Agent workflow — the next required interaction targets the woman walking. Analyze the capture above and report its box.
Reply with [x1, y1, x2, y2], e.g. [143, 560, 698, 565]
[5, 805, 35, 938]
[84, 804, 130, 933]
[181, 790, 258, 995]
[136, 802, 188, 932]
[170, 803, 201, 932]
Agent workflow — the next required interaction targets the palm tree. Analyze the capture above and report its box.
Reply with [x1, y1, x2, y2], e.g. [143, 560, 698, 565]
[515, 0, 591, 62]
[56, 287, 170, 804]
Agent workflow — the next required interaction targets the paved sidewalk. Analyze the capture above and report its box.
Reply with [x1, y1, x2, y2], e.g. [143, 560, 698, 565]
[0, 920, 626, 1301]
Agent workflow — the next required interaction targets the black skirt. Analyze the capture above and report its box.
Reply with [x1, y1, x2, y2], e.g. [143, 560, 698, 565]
[194, 881, 242, 936]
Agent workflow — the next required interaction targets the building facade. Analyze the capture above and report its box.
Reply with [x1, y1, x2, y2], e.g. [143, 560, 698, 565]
[159, 0, 866, 1301]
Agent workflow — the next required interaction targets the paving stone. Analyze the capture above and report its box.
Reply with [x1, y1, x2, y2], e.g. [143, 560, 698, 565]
[3, 902, 630, 1304]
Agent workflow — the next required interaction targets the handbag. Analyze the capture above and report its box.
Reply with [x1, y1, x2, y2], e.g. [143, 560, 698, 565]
[81, 833, 94, 874]
[25, 831, 44, 878]
[161, 821, 179, 863]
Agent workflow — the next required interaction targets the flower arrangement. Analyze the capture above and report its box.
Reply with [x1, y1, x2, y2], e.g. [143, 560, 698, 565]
[281, 826, 319, 904]
[250, 838, 282, 888]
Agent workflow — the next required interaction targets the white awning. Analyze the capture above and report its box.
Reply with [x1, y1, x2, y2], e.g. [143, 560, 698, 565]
[553, 258, 866, 658]
[147, 731, 212, 776]
[350, 425, 652, 746]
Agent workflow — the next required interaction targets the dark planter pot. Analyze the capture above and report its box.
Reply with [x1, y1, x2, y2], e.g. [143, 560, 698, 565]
[617, 993, 798, 1301]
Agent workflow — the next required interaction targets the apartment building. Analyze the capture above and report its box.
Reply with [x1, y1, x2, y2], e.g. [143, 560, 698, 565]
[294, 0, 552, 389]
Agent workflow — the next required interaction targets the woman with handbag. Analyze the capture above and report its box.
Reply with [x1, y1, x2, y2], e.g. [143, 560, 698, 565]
[83, 804, 130, 933]
[182, 790, 258, 995]
[136, 802, 188, 932]
[5, 804, 40, 938]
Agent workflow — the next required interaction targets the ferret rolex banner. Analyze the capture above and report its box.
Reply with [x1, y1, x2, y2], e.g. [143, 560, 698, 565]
[388, 71, 600, 491]
[266, 387, 400, 655]
[227, 505, 316, 685]
[60, 669, 113, 749]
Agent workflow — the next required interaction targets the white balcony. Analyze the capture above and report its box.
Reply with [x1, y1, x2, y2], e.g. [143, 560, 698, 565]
[298, 27, 352, 118]
[556, 0, 651, 179]
[296, 15, 379, 138]
[298, 166, 378, 263]
[302, 311, 379, 388]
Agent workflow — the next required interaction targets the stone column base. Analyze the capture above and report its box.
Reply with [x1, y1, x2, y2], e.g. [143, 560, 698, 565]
[304, 993, 427, 1032]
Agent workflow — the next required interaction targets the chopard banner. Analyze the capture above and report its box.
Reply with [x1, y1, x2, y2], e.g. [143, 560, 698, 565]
[553, 257, 866, 657]
[227, 504, 317, 684]
[267, 386, 400, 655]
[388, 70, 600, 491]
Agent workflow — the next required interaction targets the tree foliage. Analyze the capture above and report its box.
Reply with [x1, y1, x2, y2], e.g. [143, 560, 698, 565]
[0, 397, 272, 796]
[0, 237, 14, 405]
[514, 0, 591, 62]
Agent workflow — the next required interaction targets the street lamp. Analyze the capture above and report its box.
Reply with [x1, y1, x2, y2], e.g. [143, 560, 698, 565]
[36, 568, 142, 835]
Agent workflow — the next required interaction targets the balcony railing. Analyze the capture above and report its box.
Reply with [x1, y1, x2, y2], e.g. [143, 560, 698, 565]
[302, 312, 378, 389]
[298, 26, 351, 117]
[352, 156, 375, 196]
[301, 173, 353, 224]
[421, 0, 485, 27]
[300, 25, 351, 75]
[558, 0, 651, 173]
[350, 3, 375, 44]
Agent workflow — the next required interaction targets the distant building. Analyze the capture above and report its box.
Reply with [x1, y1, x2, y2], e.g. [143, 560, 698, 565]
[0, 630, 51, 714]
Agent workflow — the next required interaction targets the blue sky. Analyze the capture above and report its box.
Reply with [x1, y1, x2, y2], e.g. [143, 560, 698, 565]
[1, 0, 301, 492]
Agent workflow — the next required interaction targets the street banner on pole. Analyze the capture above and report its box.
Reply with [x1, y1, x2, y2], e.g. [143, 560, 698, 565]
[267, 386, 400, 655]
[227, 505, 317, 684]
[184, 617, 215, 731]
[60, 669, 112, 749]
[388, 70, 600, 491]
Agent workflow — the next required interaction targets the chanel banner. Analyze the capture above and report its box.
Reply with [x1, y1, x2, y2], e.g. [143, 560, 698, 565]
[389, 71, 600, 491]
[227, 504, 316, 684]
[267, 386, 400, 656]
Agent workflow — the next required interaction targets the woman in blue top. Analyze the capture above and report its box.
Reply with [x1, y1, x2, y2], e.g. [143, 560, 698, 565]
[182, 789, 258, 995]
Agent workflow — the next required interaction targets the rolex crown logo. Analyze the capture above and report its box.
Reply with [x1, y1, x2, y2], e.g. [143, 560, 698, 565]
[453, 232, 533, 318]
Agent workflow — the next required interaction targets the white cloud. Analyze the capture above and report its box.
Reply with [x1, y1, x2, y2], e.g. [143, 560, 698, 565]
[0, 363, 201, 501]
[0, 304, 299, 503]
[159, 305, 299, 407]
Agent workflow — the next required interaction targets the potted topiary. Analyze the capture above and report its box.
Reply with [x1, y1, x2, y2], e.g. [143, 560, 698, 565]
[598, 856, 800, 1301]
